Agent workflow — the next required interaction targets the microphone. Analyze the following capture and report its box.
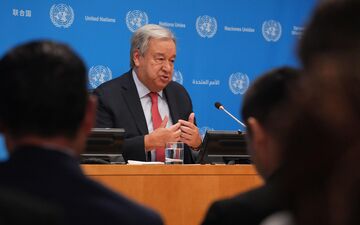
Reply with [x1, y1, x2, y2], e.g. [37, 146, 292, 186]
[214, 102, 246, 128]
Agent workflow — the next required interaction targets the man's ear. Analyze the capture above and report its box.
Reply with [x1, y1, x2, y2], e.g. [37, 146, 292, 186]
[247, 117, 277, 177]
[133, 49, 141, 67]
[247, 117, 268, 154]
[247, 117, 269, 160]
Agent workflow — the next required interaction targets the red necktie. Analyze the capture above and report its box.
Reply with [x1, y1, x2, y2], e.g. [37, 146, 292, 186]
[149, 92, 165, 161]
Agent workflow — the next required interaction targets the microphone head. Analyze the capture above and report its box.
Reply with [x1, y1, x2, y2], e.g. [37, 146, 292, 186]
[214, 102, 223, 109]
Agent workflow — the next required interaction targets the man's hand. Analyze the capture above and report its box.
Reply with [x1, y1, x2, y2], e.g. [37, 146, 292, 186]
[179, 113, 202, 150]
[144, 116, 181, 151]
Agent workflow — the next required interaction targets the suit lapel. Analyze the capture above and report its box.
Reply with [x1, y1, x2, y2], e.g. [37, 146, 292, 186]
[164, 82, 181, 123]
[121, 71, 148, 135]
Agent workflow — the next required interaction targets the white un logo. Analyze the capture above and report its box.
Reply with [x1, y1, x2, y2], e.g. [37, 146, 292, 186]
[172, 70, 183, 85]
[88, 65, 112, 89]
[50, 3, 74, 28]
[262, 20, 282, 42]
[229, 72, 250, 95]
[126, 10, 149, 32]
[196, 15, 217, 38]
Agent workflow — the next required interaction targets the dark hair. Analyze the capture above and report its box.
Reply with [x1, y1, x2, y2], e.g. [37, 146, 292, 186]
[0, 41, 88, 139]
[298, 1, 360, 69]
[241, 67, 300, 133]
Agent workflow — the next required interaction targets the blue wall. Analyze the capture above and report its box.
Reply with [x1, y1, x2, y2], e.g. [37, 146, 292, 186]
[0, 135, 8, 162]
[0, 0, 317, 136]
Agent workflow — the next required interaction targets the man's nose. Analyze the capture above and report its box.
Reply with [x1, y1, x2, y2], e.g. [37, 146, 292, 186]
[162, 60, 173, 72]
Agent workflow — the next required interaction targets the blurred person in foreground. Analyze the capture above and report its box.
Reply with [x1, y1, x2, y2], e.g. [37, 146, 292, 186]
[0, 40, 163, 225]
[201, 67, 300, 225]
[261, 1, 360, 225]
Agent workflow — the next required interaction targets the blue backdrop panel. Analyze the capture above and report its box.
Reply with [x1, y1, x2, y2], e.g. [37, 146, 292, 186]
[0, 135, 8, 162]
[0, 0, 316, 136]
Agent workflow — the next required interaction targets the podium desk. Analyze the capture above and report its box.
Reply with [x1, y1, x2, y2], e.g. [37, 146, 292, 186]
[82, 164, 263, 225]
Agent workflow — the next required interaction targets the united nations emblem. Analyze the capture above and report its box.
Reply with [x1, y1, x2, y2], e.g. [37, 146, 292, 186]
[88, 65, 112, 89]
[196, 15, 217, 38]
[172, 70, 183, 85]
[262, 20, 282, 42]
[49, 4, 74, 28]
[126, 10, 149, 32]
[229, 72, 249, 95]
[199, 126, 214, 140]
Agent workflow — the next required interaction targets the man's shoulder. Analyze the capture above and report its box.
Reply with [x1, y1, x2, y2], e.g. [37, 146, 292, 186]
[165, 81, 190, 100]
[211, 185, 267, 209]
[0, 149, 162, 225]
[166, 81, 186, 91]
[95, 70, 131, 91]
[202, 181, 289, 225]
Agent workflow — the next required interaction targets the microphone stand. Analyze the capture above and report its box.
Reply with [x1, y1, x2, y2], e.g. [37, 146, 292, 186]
[220, 107, 247, 128]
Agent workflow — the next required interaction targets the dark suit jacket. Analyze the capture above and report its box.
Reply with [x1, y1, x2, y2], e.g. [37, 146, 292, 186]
[0, 146, 163, 225]
[94, 70, 196, 163]
[0, 186, 62, 225]
[201, 169, 291, 225]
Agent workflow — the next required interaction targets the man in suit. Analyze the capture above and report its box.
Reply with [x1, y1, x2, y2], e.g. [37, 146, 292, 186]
[201, 67, 300, 225]
[94, 24, 202, 163]
[0, 41, 163, 225]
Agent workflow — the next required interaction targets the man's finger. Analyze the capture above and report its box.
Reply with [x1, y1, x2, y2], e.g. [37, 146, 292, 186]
[188, 112, 195, 124]
[180, 132, 192, 140]
[159, 116, 169, 128]
[178, 119, 194, 128]
[169, 122, 181, 131]
[173, 129, 182, 138]
[180, 126, 193, 134]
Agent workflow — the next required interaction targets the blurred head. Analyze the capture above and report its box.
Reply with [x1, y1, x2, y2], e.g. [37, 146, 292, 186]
[241, 67, 300, 178]
[0, 41, 95, 153]
[298, 1, 360, 70]
[130, 24, 177, 92]
[279, 55, 360, 225]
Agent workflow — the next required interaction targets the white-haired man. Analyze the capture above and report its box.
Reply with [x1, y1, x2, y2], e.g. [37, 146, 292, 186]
[94, 24, 202, 163]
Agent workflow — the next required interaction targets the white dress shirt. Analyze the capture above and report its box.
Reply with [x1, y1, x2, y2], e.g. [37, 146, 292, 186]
[132, 70, 173, 161]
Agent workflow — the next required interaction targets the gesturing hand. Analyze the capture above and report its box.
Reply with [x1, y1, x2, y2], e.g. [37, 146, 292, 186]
[179, 113, 202, 150]
[145, 116, 181, 151]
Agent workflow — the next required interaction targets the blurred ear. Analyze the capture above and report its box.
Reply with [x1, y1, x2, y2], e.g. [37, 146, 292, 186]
[247, 117, 271, 177]
[247, 117, 267, 153]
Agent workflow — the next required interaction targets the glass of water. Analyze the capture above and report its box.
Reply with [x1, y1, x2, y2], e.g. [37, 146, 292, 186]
[165, 142, 184, 164]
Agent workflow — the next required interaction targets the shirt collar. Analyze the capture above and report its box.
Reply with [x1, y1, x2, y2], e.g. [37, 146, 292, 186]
[132, 70, 164, 98]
